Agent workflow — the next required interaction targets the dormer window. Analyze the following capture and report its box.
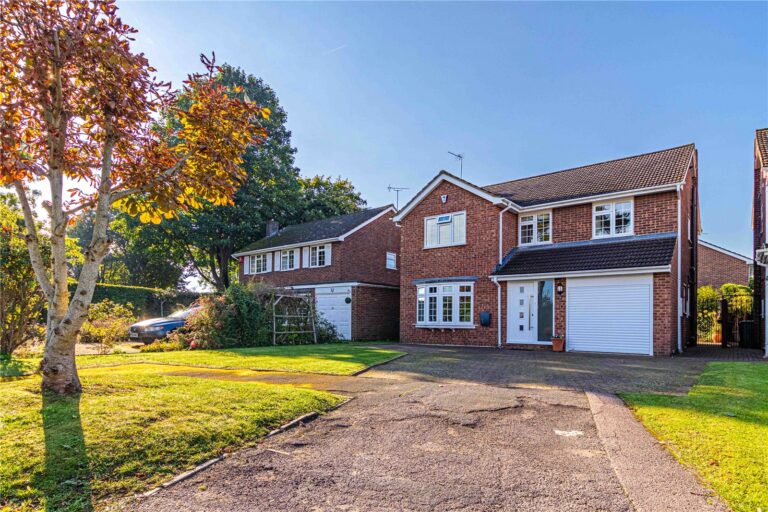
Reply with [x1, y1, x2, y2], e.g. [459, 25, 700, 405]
[593, 200, 633, 238]
[424, 211, 466, 248]
[519, 212, 551, 245]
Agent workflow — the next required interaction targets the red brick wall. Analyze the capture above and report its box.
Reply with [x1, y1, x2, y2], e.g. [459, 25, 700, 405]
[554, 278, 566, 337]
[552, 204, 592, 243]
[399, 181, 503, 346]
[653, 272, 676, 355]
[698, 244, 749, 289]
[351, 286, 399, 341]
[239, 211, 400, 288]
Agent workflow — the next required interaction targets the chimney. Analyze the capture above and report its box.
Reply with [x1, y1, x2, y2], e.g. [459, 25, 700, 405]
[266, 219, 279, 237]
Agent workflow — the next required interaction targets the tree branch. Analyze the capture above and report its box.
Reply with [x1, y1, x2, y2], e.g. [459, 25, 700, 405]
[12, 181, 53, 300]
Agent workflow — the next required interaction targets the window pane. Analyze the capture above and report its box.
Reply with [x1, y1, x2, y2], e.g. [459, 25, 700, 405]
[426, 219, 437, 246]
[442, 285, 453, 293]
[453, 213, 466, 244]
[438, 222, 452, 245]
[459, 285, 471, 293]
[537, 213, 550, 242]
[317, 246, 326, 266]
[521, 224, 534, 244]
[428, 296, 437, 322]
[417, 296, 425, 322]
[459, 296, 471, 322]
[595, 204, 611, 213]
[595, 213, 611, 236]
[615, 202, 631, 234]
[428, 286, 437, 293]
[521, 215, 534, 223]
[386, 252, 396, 269]
[442, 296, 453, 322]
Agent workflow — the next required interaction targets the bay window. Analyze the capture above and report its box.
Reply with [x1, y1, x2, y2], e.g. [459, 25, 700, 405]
[416, 283, 473, 327]
[424, 211, 466, 248]
[519, 212, 551, 245]
[593, 200, 633, 237]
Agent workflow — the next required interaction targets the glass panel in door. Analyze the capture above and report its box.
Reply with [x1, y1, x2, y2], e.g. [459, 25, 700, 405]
[537, 280, 554, 342]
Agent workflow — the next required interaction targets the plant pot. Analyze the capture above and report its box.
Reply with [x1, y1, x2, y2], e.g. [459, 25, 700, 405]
[551, 337, 565, 352]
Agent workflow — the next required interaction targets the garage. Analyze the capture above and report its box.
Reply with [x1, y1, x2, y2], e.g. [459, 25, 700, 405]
[566, 274, 653, 355]
[315, 286, 352, 340]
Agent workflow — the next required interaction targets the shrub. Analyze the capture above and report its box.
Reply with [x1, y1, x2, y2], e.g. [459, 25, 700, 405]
[79, 300, 136, 354]
[140, 338, 186, 352]
[316, 315, 341, 343]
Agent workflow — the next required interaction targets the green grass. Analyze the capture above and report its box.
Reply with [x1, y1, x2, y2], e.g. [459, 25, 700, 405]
[623, 362, 768, 512]
[0, 364, 345, 511]
[3, 343, 404, 378]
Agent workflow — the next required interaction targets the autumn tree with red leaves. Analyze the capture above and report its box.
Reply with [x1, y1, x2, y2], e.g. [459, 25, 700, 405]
[0, 0, 269, 394]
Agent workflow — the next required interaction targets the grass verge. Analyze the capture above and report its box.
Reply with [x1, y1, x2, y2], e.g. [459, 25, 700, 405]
[3, 343, 404, 379]
[622, 362, 768, 512]
[0, 364, 344, 511]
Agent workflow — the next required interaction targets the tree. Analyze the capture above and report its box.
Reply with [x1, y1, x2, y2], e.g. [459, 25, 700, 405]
[159, 66, 365, 292]
[0, 193, 45, 355]
[0, 0, 268, 394]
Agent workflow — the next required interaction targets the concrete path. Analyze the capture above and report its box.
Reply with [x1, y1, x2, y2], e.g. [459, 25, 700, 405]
[128, 345, 730, 512]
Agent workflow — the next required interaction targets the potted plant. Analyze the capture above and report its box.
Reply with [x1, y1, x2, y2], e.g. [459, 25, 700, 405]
[551, 334, 565, 352]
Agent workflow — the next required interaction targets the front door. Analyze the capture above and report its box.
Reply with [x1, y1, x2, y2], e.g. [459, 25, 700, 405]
[508, 282, 537, 343]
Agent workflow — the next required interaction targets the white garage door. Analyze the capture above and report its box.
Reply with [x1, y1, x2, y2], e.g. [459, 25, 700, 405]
[315, 286, 352, 340]
[566, 275, 653, 355]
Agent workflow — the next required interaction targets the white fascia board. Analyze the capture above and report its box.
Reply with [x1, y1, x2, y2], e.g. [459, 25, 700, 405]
[287, 281, 400, 290]
[339, 206, 397, 240]
[232, 237, 340, 258]
[698, 240, 752, 264]
[516, 184, 679, 212]
[493, 265, 670, 281]
[392, 172, 516, 222]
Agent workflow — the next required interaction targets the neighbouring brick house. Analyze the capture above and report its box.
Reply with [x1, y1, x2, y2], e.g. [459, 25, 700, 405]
[698, 240, 752, 289]
[393, 144, 699, 356]
[233, 206, 400, 341]
[752, 128, 768, 352]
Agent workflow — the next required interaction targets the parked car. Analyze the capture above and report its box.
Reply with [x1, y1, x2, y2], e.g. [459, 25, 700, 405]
[128, 307, 200, 344]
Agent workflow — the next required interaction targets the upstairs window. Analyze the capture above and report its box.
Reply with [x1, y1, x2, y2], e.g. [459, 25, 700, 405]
[249, 254, 269, 274]
[281, 249, 297, 270]
[593, 200, 633, 238]
[424, 211, 466, 248]
[519, 212, 551, 245]
[309, 245, 326, 267]
[386, 252, 397, 270]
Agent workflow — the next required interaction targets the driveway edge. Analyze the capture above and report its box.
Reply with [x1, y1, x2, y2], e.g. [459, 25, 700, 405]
[585, 391, 729, 512]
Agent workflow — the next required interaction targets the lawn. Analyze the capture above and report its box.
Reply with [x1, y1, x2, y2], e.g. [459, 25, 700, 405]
[0, 364, 345, 511]
[4, 343, 404, 378]
[623, 362, 768, 512]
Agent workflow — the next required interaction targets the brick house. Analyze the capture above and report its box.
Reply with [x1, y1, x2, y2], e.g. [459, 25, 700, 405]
[751, 128, 768, 353]
[698, 240, 752, 289]
[233, 206, 400, 341]
[393, 144, 698, 356]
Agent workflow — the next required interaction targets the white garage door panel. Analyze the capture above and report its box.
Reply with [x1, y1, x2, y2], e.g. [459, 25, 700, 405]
[567, 276, 653, 355]
[315, 286, 352, 340]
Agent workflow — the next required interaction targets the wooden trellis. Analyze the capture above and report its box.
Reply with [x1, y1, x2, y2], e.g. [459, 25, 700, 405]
[271, 291, 317, 345]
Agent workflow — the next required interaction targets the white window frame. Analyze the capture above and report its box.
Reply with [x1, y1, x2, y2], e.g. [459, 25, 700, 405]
[423, 211, 467, 249]
[518, 211, 552, 246]
[386, 251, 397, 270]
[416, 282, 474, 328]
[280, 249, 297, 271]
[249, 254, 269, 274]
[309, 245, 327, 268]
[592, 199, 634, 239]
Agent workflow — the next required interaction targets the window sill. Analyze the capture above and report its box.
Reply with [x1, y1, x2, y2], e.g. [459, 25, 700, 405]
[592, 232, 634, 240]
[423, 242, 467, 250]
[415, 324, 476, 330]
[518, 240, 552, 247]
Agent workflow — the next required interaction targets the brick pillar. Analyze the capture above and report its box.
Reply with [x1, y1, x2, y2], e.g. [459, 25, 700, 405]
[555, 278, 567, 338]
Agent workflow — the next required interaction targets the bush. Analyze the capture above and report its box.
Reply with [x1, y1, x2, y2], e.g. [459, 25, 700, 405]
[79, 300, 136, 354]
[140, 339, 186, 352]
[316, 315, 341, 343]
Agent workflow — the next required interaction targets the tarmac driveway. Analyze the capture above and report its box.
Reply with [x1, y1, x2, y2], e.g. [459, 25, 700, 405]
[130, 345, 727, 512]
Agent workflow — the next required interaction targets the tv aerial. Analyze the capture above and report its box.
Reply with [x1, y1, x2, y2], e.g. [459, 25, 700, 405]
[387, 185, 409, 209]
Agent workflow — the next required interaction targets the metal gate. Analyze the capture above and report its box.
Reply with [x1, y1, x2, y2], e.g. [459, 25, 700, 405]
[697, 291, 754, 347]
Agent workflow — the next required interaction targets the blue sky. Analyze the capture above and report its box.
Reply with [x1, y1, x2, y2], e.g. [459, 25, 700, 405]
[119, 1, 767, 256]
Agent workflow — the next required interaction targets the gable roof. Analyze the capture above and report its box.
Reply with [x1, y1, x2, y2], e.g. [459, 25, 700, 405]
[233, 205, 395, 256]
[483, 144, 695, 207]
[492, 232, 676, 277]
[392, 171, 509, 222]
[757, 128, 768, 164]
[698, 240, 752, 264]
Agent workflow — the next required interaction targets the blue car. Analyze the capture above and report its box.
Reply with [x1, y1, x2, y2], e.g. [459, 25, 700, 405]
[128, 307, 200, 344]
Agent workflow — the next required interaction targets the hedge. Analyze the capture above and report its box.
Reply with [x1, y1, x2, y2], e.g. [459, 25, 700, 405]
[68, 282, 203, 318]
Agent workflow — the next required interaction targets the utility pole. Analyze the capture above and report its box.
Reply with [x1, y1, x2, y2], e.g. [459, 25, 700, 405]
[387, 185, 409, 209]
[448, 151, 464, 177]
